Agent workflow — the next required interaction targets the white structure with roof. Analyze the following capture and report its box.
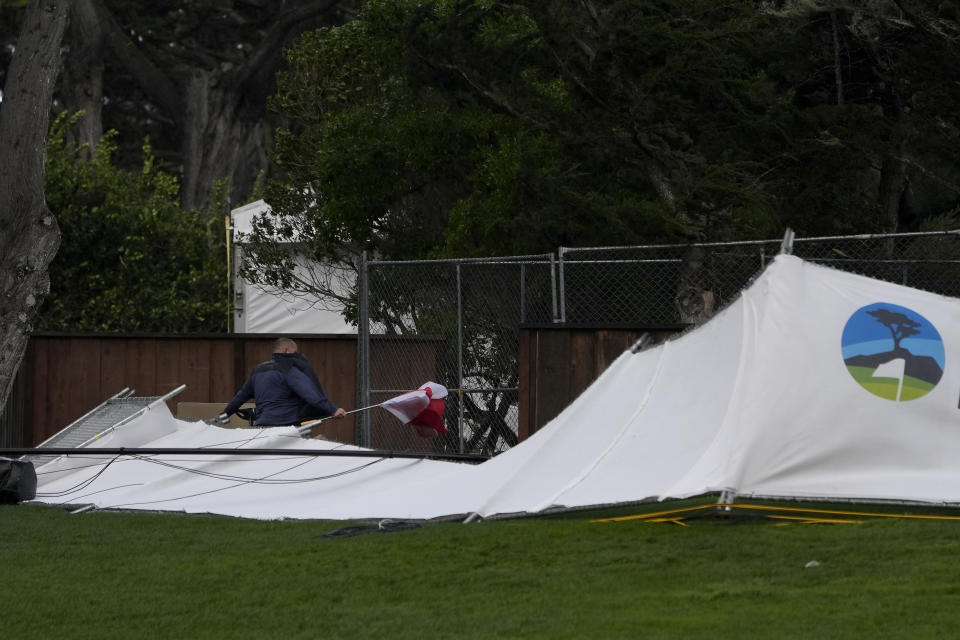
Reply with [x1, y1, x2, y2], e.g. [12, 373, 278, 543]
[230, 199, 355, 334]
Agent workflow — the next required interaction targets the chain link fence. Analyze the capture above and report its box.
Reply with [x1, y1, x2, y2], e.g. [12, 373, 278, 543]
[359, 230, 960, 454]
[560, 231, 960, 326]
[356, 255, 556, 455]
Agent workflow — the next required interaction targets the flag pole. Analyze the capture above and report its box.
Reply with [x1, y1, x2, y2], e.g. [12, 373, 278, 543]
[297, 383, 458, 436]
[297, 403, 384, 434]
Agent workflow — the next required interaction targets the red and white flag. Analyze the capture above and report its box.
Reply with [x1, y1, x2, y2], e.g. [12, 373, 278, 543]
[381, 382, 449, 438]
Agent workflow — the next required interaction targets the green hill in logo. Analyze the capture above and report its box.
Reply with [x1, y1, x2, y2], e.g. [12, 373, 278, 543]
[844, 364, 938, 401]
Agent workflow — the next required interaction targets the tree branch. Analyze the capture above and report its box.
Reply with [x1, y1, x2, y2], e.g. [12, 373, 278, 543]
[91, 0, 182, 121]
[233, 0, 344, 100]
[890, 0, 960, 61]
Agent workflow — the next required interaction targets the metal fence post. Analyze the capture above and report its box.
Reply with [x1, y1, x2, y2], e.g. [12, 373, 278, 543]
[520, 263, 526, 324]
[356, 251, 371, 448]
[457, 262, 464, 453]
[558, 248, 567, 323]
[550, 252, 559, 323]
[780, 228, 795, 255]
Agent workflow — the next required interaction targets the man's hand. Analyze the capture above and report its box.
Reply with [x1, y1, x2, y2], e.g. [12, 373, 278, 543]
[334, 408, 347, 419]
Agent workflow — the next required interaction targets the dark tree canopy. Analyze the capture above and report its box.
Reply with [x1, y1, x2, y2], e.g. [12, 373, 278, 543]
[868, 308, 921, 350]
[3, 0, 359, 210]
[254, 0, 960, 279]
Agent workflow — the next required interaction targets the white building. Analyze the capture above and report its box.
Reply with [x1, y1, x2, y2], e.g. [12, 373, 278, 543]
[230, 199, 356, 334]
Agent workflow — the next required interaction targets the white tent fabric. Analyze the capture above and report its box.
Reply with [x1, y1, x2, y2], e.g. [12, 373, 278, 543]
[33, 256, 960, 520]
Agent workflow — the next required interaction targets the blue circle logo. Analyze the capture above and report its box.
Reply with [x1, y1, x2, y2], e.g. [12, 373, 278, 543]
[841, 303, 945, 402]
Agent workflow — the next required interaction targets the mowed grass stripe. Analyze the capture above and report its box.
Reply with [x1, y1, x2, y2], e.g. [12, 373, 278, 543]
[3, 503, 960, 638]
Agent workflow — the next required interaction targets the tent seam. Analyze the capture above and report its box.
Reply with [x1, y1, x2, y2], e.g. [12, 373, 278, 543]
[529, 341, 672, 512]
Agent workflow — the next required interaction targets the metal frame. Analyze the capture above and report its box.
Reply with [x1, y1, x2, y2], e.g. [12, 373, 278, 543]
[27, 385, 186, 469]
[32, 387, 135, 449]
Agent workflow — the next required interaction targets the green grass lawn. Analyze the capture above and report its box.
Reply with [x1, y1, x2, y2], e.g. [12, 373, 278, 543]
[3, 501, 960, 639]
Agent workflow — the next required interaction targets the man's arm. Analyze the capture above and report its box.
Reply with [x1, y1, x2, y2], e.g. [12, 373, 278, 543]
[286, 367, 343, 417]
[223, 377, 255, 416]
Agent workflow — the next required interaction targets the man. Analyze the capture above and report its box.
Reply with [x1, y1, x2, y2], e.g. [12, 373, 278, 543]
[222, 337, 347, 426]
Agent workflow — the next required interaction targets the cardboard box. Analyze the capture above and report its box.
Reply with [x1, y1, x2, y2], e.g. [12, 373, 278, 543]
[176, 402, 255, 428]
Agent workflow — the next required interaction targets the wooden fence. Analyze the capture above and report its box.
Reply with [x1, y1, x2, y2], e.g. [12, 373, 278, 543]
[18, 334, 358, 446]
[517, 327, 677, 439]
[4, 327, 678, 449]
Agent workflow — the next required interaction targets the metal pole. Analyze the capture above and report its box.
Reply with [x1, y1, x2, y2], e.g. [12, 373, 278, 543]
[357, 251, 371, 448]
[2, 446, 490, 463]
[780, 228, 795, 255]
[32, 388, 133, 449]
[75, 385, 187, 449]
[550, 253, 558, 323]
[558, 248, 567, 323]
[520, 263, 526, 324]
[224, 211, 232, 332]
[297, 402, 384, 434]
[457, 262, 464, 453]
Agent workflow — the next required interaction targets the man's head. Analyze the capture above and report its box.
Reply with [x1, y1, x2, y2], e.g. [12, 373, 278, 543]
[273, 337, 298, 354]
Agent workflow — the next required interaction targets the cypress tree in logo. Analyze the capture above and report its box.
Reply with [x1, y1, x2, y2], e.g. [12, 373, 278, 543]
[841, 303, 944, 401]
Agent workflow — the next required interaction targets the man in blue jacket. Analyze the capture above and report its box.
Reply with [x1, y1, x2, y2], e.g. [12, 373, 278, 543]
[222, 337, 347, 426]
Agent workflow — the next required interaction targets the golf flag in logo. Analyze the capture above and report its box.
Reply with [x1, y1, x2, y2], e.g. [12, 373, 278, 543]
[381, 382, 449, 438]
[872, 358, 906, 401]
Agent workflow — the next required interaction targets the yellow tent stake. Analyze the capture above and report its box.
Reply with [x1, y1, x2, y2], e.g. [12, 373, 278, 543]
[766, 515, 861, 525]
[723, 503, 960, 522]
[593, 501, 960, 524]
[592, 503, 716, 523]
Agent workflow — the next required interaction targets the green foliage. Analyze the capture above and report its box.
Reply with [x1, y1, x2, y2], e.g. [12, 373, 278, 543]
[264, 2, 480, 264]
[39, 112, 228, 333]
[761, 3, 960, 234]
[257, 0, 960, 272]
[259, 0, 794, 278]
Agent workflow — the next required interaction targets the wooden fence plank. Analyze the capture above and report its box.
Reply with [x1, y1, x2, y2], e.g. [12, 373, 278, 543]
[534, 331, 571, 431]
[517, 330, 532, 441]
[178, 338, 210, 403]
[520, 327, 678, 437]
[125, 338, 157, 396]
[99, 339, 127, 399]
[209, 340, 237, 402]
[27, 338, 49, 444]
[569, 331, 597, 400]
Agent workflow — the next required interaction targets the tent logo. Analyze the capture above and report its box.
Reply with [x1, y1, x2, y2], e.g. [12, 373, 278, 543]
[841, 303, 945, 402]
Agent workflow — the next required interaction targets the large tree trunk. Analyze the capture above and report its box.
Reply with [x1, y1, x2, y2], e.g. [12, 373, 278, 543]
[878, 77, 908, 254]
[95, 0, 343, 211]
[0, 0, 69, 414]
[180, 68, 269, 211]
[61, 0, 104, 156]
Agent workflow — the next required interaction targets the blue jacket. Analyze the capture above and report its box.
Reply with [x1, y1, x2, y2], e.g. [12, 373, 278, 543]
[224, 353, 339, 426]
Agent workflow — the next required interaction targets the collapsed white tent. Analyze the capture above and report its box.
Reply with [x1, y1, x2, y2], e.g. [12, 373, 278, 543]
[32, 255, 960, 520]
